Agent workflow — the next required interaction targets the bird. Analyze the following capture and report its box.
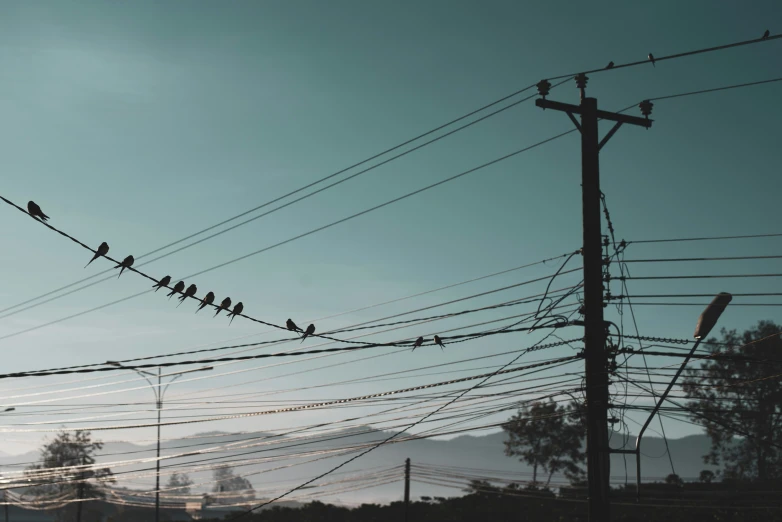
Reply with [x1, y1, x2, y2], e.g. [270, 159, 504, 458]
[27, 201, 50, 222]
[606, 61, 614, 69]
[85, 242, 109, 268]
[411, 337, 424, 351]
[214, 297, 232, 317]
[153, 275, 172, 292]
[196, 291, 215, 313]
[177, 284, 197, 307]
[648, 53, 656, 67]
[301, 324, 315, 343]
[167, 280, 185, 299]
[763, 29, 770, 39]
[434, 335, 445, 350]
[114, 255, 134, 279]
[228, 302, 244, 325]
[286, 319, 300, 332]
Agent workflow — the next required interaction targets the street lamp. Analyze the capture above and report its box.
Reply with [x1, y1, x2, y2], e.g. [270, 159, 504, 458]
[633, 292, 732, 500]
[107, 363, 212, 522]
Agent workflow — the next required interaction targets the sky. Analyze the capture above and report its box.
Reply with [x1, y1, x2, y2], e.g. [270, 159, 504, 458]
[0, 0, 780, 482]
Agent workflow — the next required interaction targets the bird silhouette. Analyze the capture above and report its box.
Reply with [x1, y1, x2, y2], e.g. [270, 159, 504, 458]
[27, 201, 50, 222]
[411, 337, 424, 351]
[85, 242, 109, 268]
[196, 291, 215, 313]
[167, 280, 185, 299]
[114, 255, 134, 279]
[301, 324, 315, 343]
[286, 319, 300, 332]
[434, 335, 445, 350]
[648, 53, 656, 67]
[763, 29, 770, 39]
[214, 297, 232, 317]
[153, 275, 172, 292]
[228, 302, 244, 325]
[177, 284, 197, 307]
[606, 61, 614, 69]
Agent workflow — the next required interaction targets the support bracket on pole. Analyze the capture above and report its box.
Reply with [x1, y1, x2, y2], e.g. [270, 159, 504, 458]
[567, 112, 582, 132]
[599, 122, 623, 151]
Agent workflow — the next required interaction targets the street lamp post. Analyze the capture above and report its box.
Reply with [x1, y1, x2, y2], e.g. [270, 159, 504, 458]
[107, 363, 212, 522]
[631, 292, 732, 500]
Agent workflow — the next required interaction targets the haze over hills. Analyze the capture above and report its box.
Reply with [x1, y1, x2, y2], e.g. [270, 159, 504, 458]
[0, 428, 718, 504]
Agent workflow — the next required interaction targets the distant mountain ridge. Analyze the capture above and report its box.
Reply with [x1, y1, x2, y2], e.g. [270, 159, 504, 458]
[0, 429, 718, 504]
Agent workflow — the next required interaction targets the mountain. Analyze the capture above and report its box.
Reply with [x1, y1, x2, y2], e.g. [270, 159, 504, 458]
[0, 429, 717, 505]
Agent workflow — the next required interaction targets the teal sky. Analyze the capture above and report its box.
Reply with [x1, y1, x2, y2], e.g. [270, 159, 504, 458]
[0, 0, 780, 477]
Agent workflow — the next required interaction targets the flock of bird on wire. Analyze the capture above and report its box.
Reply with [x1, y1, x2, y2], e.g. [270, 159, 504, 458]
[19, 32, 778, 349]
[26, 200, 447, 350]
[602, 30, 771, 70]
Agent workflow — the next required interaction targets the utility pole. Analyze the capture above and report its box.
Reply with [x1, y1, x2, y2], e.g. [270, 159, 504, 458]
[155, 367, 162, 522]
[403, 458, 410, 522]
[535, 75, 653, 522]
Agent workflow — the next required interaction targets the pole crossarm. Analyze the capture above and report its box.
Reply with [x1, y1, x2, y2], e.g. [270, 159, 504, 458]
[535, 99, 652, 128]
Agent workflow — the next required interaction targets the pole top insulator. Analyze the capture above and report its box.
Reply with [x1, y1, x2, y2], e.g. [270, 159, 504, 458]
[536, 79, 552, 99]
[575, 73, 588, 100]
[639, 99, 654, 119]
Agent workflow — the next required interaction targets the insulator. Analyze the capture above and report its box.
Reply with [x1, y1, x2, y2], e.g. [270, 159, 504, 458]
[639, 99, 654, 118]
[536, 79, 552, 98]
[574, 73, 589, 90]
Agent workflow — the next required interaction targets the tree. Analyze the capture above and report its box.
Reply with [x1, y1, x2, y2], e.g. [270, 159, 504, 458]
[24, 430, 114, 522]
[699, 470, 715, 484]
[682, 320, 782, 482]
[166, 472, 193, 495]
[502, 399, 586, 486]
[664, 473, 683, 487]
[212, 465, 255, 504]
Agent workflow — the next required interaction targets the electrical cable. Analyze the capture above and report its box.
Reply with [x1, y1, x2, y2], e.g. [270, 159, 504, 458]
[0, 127, 577, 343]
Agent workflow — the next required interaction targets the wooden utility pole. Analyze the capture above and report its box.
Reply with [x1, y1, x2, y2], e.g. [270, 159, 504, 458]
[404, 458, 410, 522]
[535, 75, 652, 522]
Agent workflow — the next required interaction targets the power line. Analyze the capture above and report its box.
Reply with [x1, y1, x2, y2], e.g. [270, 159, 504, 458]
[5, 42, 779, 343]
[228, 325, 577, 519]
[9, 32, 779, 319]
[620, 255, 782, 263]
[0, 89, 557, 322]
[0, 128, 576, 343]
[1, 193, 413, 348]
[628, 232, 782, 244]
[0, 325, 577, 381]
[619, 302, 782, 307]
[547, 33, 782, 80]
[2, 301, 582, 409]
[0, 78, 559, 318]
[0, 354, 582, 432]
[615, 292, 782, 298]
[615, 273, 782, 280]
[648, 76, 782, 102]
[11, 281, 579, 378]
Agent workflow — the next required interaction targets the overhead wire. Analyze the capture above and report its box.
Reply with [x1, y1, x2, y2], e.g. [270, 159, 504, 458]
[0, 126, 578, 343]
[9, 30, 780, 327]
[227, 292, 580, 518]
